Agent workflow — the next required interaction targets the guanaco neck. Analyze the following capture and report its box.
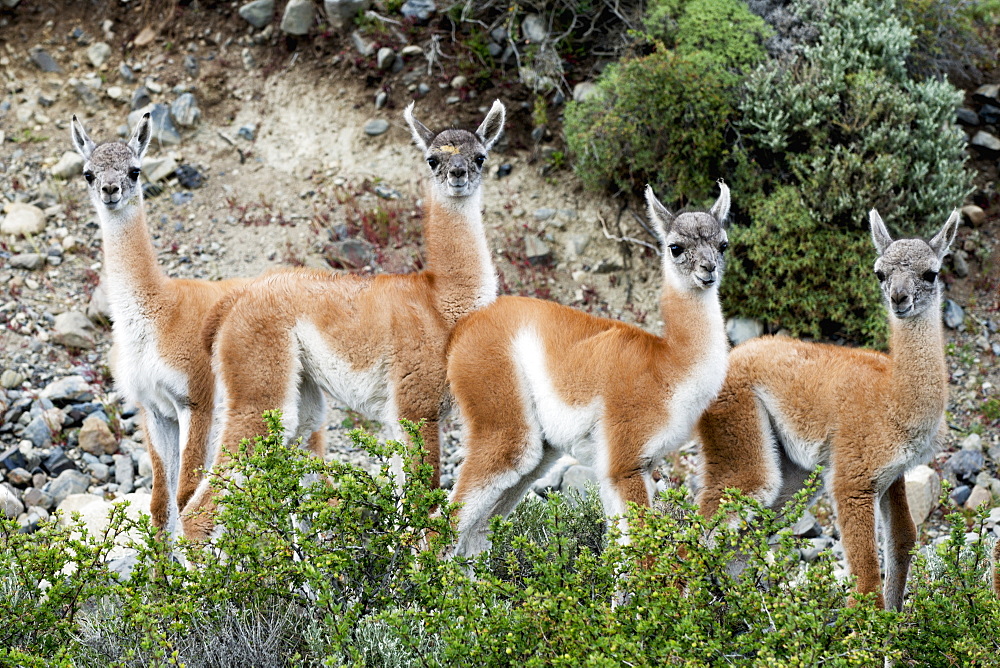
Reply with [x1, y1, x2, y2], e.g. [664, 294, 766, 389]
[886, 292, 948, 426]
[422, 187, 497, 327]
[657, 273, 726, 366]
[95, 195, 167, 312]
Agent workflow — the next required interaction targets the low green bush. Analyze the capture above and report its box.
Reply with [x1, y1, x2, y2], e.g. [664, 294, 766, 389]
[3, 416, 998, 665]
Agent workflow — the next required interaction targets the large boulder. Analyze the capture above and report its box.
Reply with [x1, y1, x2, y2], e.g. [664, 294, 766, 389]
[904, 465, 939, 526]
[1, 203, 46, 237]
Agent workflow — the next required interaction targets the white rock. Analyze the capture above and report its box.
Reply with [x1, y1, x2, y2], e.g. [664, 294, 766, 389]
[239, 0, 275, 28]
[280, 0, 314, 35]
[905, 465, 939, 525]
[87, 42, 112, 68]
[726, 317, 764, 345]
[376, 46, 395, 70]
[961, 433, 983, 452]
[572, 81, 599, 103]
[521, 13, 548, 42]
[51, 151, 85, 179]
[56, 492, 152, 545]
[141, 155, 178, 183]
[324, 0, 371, 27]
[53, 311, 97, 350]
[0, 486, 24, 519]
[1, 202, 47, 237]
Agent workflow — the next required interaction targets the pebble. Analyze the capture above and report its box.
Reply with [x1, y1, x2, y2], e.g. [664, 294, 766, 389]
[973, 83, 1000, 105]
[446, 95, 460, 105]
[29, 47, 61, 73]
[525, 235, 552, 265]
[960, 204, 985, 227]
[239, 0, 275, 29]
[960, 433, 983, 452]
[141, 155, 178, 183]
[521, 13, 548, 42]
[52, 311, 97, 350]
[106, 85, 124, 101]
[364, 119, 390, 136]
[86, 42, 112, 68]
[377, 47, 395, 71]
[1, 370, 24, 389]
[400, 0, 435, 21]
[170, 93, 201, 127]
[970, 130, 1000, 154]
[174, 164, 205, 189]
[46, 469, 91, 505]
[942, 299, 964, 329]
[904, 465, 940, 525]
[50, 151, 85, 179]
[119, 62, 136, 83]
[324, 0, 372, 27]
[128, 103, 181, 145]
[280, 0, 314, 35]
[10, 253, 44, 270]
[573, 81, 599, 103]
[561, 465, 598, 496]
[238, 125, 256, 141]
[1, 203, 47, 237]
[450, 75, 467, 89]
[946, 448, 985, 485]
[375, 90, 387, 109]
[0, 486, 24, 520]
[131, 86, 152, 111]
[726, 317, 764, 345]
[351, 30, 375, 57]
[78, 416, 118, 456]
[400, 45, 423, 58]
[965, 485, 992, 509]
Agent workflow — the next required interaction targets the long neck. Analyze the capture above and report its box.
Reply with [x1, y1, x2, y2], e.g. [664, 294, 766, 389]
[887, 293, 948, 423]
[658, 282, 726, 361]
[423, 187, 497, 326]
[97, 197, 166, 306]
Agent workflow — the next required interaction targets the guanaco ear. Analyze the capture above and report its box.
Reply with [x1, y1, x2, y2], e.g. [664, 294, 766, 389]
[70, 115, 96, 161]
[475, 100, 506, 152]
[869, 209, 893, 256]
[645, 185, 675, 242]
[128, 113, 152, 161]
[403, 101, 436, 152]
[928, 209, 960, 262]
[709, 179, 730, 224]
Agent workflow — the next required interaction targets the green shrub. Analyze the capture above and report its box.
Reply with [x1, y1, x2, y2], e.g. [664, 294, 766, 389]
[722, 186, 887, 341]
[645, 0, 773, 69]
[565, 48, 737, 204]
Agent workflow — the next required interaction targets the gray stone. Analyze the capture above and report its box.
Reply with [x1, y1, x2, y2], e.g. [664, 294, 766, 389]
[942, 299, 964, 329]
[280, 0, 314, 35]
[961, 204, 985, 227]
[22, 416, 52, 448]
[561, 465, 599, 496]
[351, 30, 375, 56]
[488, 42, 502, 57]
[324, 0, 370, 26]
[533, 208, 557, 221]
[400, 45, 423, 58]
[130, 86, 151, 110]
[376, 47, 395, 71]
[119, 62, 136, 83]
[10, 253, 44, 270]
[7, 468, 32, 486]
[47, 470, 91, 505]
[183, 54, 199, 77]
[170, 93, 201, 127]
[41, 376, 94, 404]
[956, 107, 979, 126]
[70, 79, 100, 108]
[374, 90, 387, 109]
[400, 0, 435, 21]
[53, 311, 97, 350]
[114, 454, 134, 494]
[450, 75, 467, 89]
[970, 130, 1000, 154]
[137, 451, 153, 478]
[790, 510, 822, 538]
[87, 283, 112, 325]
[128, 104, 181, 146]
[572, 81, 599, 103]
[364, 118, 390, 136]
[141, 155, 179, 184]
[973, 83, 1000, 105]
[904, 465, 939, 525]
[980, 104, 1000, 125]
[961, 433, 983, 452]
[1, 203, 47, 237]
[51, 151, 85, 179]
[525, 236, 552, 265]
[952, 250, 969, 278]
[328, 239, 374, 268]
[965, 484, 992, 510]
[800, 536, 834, 563]
[1, 370, 24, 389]
[239, 0, 275, 28]
[521, 13, 548, 42]
[29, 47, 61, 73]
[0, 486, 24, 520]
[78, 416, 117, 456]
[86, 42, 112, 68]
[564, 233, 590, 257]
[89, 462, 110, 482]
[946, 448, 985, 484]
[531, 455, 576, 495]
[951, 485, 972, 506]
[22, 488, 53, 510]
[726, 317, 764, 345]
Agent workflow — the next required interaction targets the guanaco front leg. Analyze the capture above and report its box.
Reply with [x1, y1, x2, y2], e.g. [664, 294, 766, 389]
[880, 475, 916, 611]
[834, 471, 883, 607]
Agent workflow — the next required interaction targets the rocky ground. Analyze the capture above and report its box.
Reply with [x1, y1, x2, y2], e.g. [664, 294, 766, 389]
[1, 1, 999, 574]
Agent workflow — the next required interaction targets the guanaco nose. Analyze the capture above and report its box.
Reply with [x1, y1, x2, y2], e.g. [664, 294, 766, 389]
[102, 183, 120, 196]
[448, 157, 467, 179]
[890, 289, 910, 309]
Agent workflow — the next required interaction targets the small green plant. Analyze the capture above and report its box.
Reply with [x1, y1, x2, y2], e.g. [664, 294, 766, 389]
[982, 397, 1000, 422]
[12, 128, 49, 143]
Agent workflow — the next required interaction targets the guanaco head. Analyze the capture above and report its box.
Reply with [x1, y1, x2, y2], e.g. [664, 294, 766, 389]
[870, 208, 959, 319]
[645, 180, 730, 291]
[403, 100, 506, 200]
[70, 113, 151, 213]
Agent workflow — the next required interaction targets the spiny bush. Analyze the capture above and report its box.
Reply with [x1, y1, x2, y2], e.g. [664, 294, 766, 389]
[645, 0, 773, 69]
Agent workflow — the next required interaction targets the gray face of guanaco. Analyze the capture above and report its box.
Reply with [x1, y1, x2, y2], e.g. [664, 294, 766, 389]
[646, 181, 731, 291]
[71, 113, 152, 212]
[404, 100, 506, 199]
[870, 208, 958, 319]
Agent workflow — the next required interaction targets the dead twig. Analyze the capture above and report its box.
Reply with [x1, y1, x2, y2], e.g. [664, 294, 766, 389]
[599, 212, 661, 256]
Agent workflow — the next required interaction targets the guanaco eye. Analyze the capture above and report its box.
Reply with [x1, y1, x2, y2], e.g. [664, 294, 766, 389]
[668, 244, 683, 258]
[922, 269, 938, 283]
[83, 170, 95, 184]
[718, 241, 728, 253]
[474, 155, 486, 168]
[426, 157, 439, 169]
[875, 270, 886, 282]
[128, 168, 141, 180]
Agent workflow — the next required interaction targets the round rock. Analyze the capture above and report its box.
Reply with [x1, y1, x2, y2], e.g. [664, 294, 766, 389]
[87, 42, 112, 68]
[1, 203, 47, 237]
[364, 119, 390, 136]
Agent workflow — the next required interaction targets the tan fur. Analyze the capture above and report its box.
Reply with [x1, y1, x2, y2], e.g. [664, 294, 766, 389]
[696, 210, 958, 610]
[182, 104, 507, 540]
[446, 184, 731, 557]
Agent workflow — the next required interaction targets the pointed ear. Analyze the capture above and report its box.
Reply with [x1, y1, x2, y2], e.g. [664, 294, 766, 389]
[128, 113, 152, 160]
[928, 209, 960, 261]
[70, 114, 96, 160]
[475, 99, 506, 152]
[645, 185, 674, 242]
[403, 101, 436, 152]
[869, 209, 893, 255]
[709, 179, 730, 224]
